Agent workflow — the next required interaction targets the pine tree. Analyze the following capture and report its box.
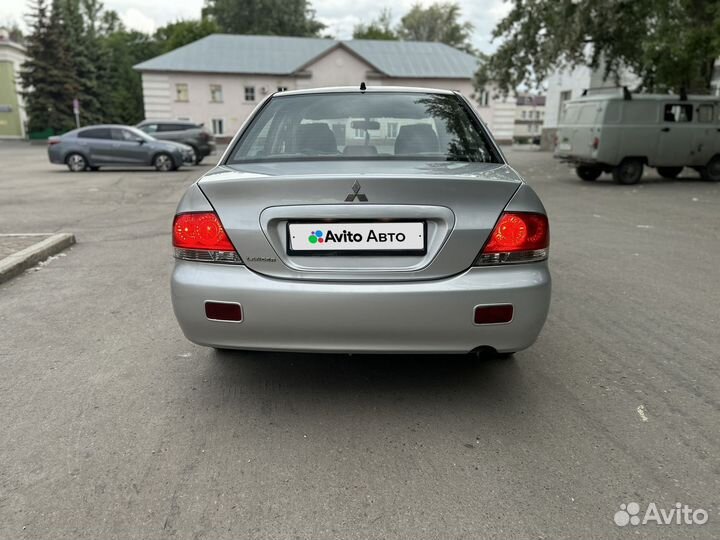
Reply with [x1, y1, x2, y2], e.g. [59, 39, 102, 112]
[61, 0, 102, 125]
[21, 0, 78, 134]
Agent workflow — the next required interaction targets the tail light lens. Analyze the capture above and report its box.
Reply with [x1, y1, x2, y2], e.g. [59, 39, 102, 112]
[592, 137, 600, 149]
[173, 212, 242, 264]
[474, 212, 549, 265]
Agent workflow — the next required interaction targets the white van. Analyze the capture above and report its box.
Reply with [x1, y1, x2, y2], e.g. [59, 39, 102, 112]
[554, 88, 720, 184]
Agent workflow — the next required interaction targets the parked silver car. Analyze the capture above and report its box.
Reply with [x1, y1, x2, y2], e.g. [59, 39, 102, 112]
[48, 125, 194, 172]
[136, 120, 216, 164]
[171, 87, 551, 355]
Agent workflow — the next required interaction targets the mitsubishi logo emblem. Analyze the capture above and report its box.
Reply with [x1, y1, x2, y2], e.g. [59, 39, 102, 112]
[345, 181, 368, 202]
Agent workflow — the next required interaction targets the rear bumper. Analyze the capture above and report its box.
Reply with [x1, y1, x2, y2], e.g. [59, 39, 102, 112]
[196, 142, 216, 157]
[171, 262, 551, 354]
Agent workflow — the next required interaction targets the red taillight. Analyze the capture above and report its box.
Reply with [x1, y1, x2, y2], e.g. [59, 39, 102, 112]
[173, 212, 235, 251]
[592, 137, 600, 150]
[475, 212, 549, 265]
[48, 139, 60, 146]
[484, 212, 548, 253]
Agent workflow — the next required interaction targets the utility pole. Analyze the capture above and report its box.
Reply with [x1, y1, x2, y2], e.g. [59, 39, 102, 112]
[73, 98, 80, 129]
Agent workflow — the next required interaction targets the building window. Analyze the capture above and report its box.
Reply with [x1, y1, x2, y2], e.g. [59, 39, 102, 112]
[210, 84, 223, 103]
[211, 118, 224, 135]
[521, 111, 527, 119]
[478, 90, 490, 107]
[175, 83, 189, 102]
[387, 122, 398, 138]
[558, 90, 571, 118]
[244, 86, 255, 101]
[277, 86, 288, 92]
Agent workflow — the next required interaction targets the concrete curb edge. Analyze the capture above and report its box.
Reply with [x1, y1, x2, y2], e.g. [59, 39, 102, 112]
[0, 233, 76, 285]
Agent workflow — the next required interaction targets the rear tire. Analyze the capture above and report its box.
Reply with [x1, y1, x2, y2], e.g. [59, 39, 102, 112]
[700, 156, 720, 182]
[153, 152, 175, 172]
[66, 153, 87, 172]
[613, 158, 643, 185]
[657, 166, 682, 179]
[576, 166, 602, 181]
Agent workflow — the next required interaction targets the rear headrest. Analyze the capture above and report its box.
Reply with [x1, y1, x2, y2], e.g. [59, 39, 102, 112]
[296, 123, 337, 154]
[343, 145, 379, 157]
[394, 124, 439, 155]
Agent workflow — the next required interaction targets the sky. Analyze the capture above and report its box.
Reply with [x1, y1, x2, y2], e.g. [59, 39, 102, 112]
[0, 0, 512, 54]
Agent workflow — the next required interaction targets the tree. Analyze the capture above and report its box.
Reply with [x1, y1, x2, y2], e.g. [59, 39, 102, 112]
[100, 28, 159, 124]
[61, 0, 103, 125]
[478, 0, 720, 95]
[21, 0, 78, 134]
[202, 0, 325, 37]
[1, 21, 24, 43]
[154, 19, 220, 54]
[396, 2, 474, 53]
[353, 9, 396, 40]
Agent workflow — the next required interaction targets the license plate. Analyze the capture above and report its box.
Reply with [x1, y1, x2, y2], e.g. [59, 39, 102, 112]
[287, 221, 426, 255]
[558, 142, 572, 151]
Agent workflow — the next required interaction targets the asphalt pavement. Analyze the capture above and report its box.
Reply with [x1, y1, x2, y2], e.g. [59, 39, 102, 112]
[0, 142, 718, 539]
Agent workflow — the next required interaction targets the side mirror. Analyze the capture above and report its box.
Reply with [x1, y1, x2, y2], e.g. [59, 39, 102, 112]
[133, 137, 145, 144]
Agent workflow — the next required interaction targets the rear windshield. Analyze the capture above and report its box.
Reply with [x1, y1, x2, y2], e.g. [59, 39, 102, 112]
[227, 92, 501, 164]
[561, 103, 603, 124]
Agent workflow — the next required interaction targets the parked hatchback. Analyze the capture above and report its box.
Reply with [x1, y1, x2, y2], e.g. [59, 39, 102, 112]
[48, 125, 194, 172]
[136, 120, 216, 164]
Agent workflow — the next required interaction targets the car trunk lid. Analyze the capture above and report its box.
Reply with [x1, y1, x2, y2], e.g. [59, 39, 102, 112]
[198, 160, 521, 281]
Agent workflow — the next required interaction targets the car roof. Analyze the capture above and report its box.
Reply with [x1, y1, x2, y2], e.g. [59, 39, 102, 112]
[275, 86, 457, 97]
[138, 119, 197, 125]
[569, 94, 720, 104]
[77, 124, 139, 129]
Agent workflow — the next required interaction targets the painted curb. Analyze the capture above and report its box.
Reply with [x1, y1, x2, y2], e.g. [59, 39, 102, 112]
[0, 233, 76, 285]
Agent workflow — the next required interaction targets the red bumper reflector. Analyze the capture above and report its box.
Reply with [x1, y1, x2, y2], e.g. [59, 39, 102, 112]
[474, 305, 513, 324]
[205, 302, 243, 322]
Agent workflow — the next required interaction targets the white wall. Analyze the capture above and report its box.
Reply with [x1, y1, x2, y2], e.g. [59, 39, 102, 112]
[146, 72, 297, 136]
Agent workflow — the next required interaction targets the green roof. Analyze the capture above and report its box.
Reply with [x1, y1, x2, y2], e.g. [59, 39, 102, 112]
[134, 34, 478, 79]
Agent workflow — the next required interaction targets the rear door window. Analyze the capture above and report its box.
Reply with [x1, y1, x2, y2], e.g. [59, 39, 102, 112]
[78, 128, 111, 139]
[111, 128, 137, 141]
[158, 123, 192, 132]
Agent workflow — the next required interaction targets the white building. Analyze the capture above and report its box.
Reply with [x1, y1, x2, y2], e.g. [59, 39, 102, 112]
[0, 29, 27, 139]
[513, 94, 545, 143]
[134, 34, 515, 142]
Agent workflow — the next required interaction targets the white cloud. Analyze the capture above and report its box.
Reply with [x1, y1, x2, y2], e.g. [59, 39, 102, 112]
[121, 8, 157, 34]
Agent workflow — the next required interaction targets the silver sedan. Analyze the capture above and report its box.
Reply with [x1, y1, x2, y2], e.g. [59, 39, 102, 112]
[47, 124, 195, 172]
[171, 87, 551, 356]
